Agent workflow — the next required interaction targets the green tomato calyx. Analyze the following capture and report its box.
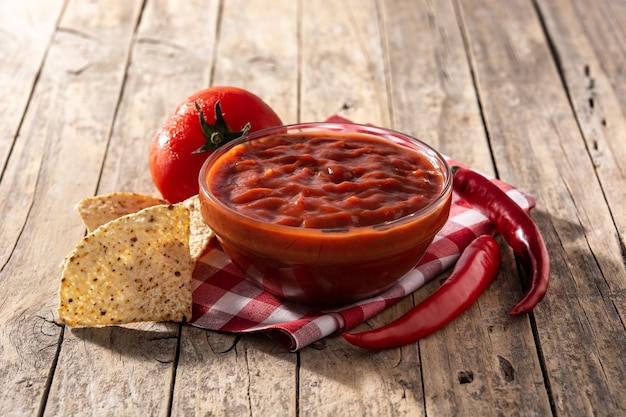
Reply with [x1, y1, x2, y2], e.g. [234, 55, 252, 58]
[192, 101, 251, 154]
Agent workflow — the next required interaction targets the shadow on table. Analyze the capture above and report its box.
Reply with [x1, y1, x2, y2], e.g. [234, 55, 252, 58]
[68, 321, 180, 364]
[65, 206, 624, 391]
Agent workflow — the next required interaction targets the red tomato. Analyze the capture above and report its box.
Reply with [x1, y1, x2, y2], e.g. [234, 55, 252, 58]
[149, 86, 283, 203]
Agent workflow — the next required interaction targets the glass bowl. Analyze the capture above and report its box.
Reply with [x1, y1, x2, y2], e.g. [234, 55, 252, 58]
[198, 122, 452, 306]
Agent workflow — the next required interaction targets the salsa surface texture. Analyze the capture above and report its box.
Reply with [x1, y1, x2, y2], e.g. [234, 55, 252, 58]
[207, 133, 446, 229]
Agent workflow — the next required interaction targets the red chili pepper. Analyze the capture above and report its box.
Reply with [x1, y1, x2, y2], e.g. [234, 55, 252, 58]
[342, 235, 501, 350]
[452, 167, 550, 315]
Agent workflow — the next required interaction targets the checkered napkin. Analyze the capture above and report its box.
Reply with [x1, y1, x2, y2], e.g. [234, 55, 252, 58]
[190, 118, 536, 351]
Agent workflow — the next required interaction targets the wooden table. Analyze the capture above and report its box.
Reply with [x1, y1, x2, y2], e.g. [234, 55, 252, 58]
[2, 0, 625, 415]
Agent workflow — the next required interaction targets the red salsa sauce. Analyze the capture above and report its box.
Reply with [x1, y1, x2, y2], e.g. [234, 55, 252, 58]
[207, 133, 446, 229]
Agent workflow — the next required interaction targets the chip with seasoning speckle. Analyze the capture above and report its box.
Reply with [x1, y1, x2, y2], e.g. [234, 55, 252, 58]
[75, 192, 167, 233]
[75, 193, 213, 261]
[58, 204, 193, 327]
[179, 195, 214, 261]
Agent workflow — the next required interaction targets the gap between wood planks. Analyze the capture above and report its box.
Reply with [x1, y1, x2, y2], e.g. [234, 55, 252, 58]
[532, 0, 626, 270]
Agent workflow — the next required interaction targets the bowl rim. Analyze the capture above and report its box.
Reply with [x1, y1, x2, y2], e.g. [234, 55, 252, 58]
[198, 121, 452, 235]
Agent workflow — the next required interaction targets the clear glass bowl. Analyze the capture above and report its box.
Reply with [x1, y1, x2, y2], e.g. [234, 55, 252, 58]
[199, 122, 452, 306]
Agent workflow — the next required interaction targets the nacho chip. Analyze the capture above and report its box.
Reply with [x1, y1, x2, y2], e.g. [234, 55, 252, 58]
[75, 192, 167, 232]
[58, 204, 193, 327]
[75, 192, 213, 261]
[180, 195, 214, 261]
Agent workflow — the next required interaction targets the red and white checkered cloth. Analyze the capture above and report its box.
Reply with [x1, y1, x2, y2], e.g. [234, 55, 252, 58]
[190, 119, 535, 351]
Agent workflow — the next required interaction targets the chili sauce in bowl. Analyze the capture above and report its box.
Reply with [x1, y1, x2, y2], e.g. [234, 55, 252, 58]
[199, 123, 452, 306]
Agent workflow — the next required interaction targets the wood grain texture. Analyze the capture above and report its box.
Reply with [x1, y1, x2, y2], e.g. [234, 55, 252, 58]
[458, 0, 626, 414]
[534, 0, 626, 408]
[377, 2, 551, 415]
[300, 341, 424, 417]
[211, 0, 299, 124]
[299, 0, 390, 125]
[0, 0, 64, 171]
[297, 2, 426, 415]
[0, 0, 64, 270]
[381, 0, 493, 170]
[98, 0, 220, 196]
[534, 0, 626, 320]
[173, 329, 297, 416]
[172, 2, 300, 415]
[45, 1, 219, 415]
[418, 246, 551, 416]
[46, 323, 179, 416]
[1, 0, 625, 415]
[0, 0, 144, 415]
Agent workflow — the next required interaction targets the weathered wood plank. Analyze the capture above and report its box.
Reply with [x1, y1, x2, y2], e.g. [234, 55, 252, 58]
[32, 1, 180, 415]
[300, 341, 424, 417]
[171, 1, 300, 415]
[0, 0, 64, 173]
[1, 1, 623, 415]
[376, 1, 551, 415]
[0, 0, 65, 270]
[175, 329, 297, 416]
[210, 0, 299, 125]
[97, 0, 220, 197]
[44, 1, 222, 416]
[417, 245, 551, 416]
[457, 0, 626, 414]
[46, 323, 179, 416]
[299, 0, 390, 126]
[0, 0, 144, 415]
[535, 0, 626, 409]
[534, 0, 626, 325]
[297, 2, 427, 416]
[381, 0, 493, 170]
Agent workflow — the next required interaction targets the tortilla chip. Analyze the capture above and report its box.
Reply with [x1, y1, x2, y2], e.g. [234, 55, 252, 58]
[58, 204, 193, 327]
[75, 193, 213, 261]
[75, 192, 167, 232]
[180, 195, 215, 261]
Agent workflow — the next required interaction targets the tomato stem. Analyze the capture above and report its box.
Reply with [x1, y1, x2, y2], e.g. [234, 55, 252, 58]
[192, 101, 251, 154]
